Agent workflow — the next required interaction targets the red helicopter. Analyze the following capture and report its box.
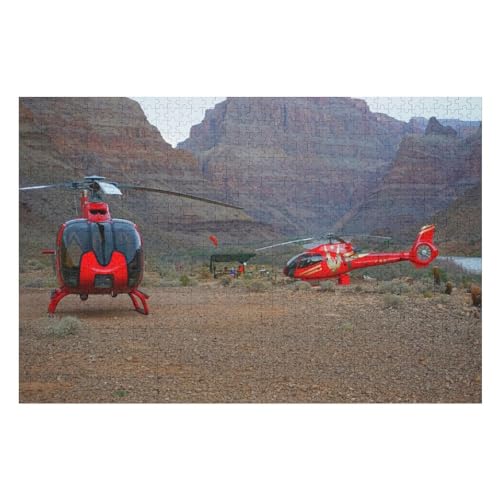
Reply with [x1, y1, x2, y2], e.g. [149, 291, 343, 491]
[256, 225, 439, 285]
[20, 175, 242, 315]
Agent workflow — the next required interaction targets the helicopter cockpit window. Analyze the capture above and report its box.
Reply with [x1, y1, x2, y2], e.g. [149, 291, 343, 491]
[297, 254, 323, 268]
[113, 221, 141, 263]
[60, 221, 91, 287]
[113, 220, 143, 287]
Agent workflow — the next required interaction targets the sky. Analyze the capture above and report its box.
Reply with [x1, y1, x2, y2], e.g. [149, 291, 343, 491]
[132, 97, 482, 147]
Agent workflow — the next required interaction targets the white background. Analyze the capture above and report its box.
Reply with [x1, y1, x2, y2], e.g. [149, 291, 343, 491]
[3, 1, 498, 499]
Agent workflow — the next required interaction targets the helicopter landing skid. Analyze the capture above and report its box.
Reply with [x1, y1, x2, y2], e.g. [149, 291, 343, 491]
[48, 287, 70, 315]
[128, 289, 150, 315]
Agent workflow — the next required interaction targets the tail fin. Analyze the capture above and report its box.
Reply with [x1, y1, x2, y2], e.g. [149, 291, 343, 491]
[409, 225, 439, 267]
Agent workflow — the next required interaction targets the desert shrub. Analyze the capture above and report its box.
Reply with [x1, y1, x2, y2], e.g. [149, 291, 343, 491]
[48, 316, 83, 337]
[26, 259, 45, 271]
[245, 280, 271, 293]
[179, 275, 190, 286]
[383, 295, 403, 309]
[293, 281, 311, 292]
[470, 285, 481, 307]
[435, 295, 451, 305]
[354, 285, 363, 292]
[198, 267, 212, 280]
[220, 276, 232, 287]
[158, 278, 179, 287]
[445, 282, 453, 295]
[319, 280, 334, 292]
[112, 389, 128, 398]
[178, 275, 198, 287]
[341, 322, 354, 332]
[230, 279, 245, 288]
[422, 290, 433, 298]
[21, 275, 54, 288]
[141, 271, 163, 287]
[378, 281, 410, 295]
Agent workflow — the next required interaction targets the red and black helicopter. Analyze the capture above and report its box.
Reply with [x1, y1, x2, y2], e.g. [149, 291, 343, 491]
[20, 175, 242, 315]
[256, 225, 439, 285]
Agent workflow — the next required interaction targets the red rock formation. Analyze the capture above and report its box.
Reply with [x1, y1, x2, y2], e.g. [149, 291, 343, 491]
[339, 119, 481, 243]
[19, 97, 270, 259]
[178, 97, 407, 235]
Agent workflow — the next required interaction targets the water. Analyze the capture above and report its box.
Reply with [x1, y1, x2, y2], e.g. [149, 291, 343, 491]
[438, 256, 482, 274]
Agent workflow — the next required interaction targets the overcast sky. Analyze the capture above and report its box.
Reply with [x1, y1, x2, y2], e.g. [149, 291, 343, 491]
[132, 97, 482, 147]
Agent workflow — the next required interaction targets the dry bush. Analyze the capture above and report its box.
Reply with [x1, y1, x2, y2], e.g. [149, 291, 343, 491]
[245, 280, 271, 293]
[48, 316, 83, 337]
[470, 285, 481, 307]
[198, 267, 212, 280]
[445, 282, 453, 295]
[378, 281, 410, 295]
[383, 295, 403, 309]
[220, 276, 232, 287]
[435, 294, 451, 305]
[293, 281, 311, 292]
[26, 259, 45, 271]
[319, 280, 334, 292]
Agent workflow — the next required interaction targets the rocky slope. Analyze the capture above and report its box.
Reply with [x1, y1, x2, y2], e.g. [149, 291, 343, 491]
[338, 118, 481, 243]
[432, 183, 482, 255]
[178, 97, 407, 235]
[407, 117, 481, 138]
[19, 98, 275, 261]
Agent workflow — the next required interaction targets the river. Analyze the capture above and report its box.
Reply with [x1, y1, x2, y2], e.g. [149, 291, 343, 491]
[438, 256, 482, 274]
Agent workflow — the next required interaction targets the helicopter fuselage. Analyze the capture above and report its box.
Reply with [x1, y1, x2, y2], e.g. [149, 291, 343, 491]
[48, 199, 149, 314]
[283, 225, 439, 285]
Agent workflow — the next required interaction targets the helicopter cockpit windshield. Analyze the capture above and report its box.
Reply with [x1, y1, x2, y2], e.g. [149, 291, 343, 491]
[60, 219, 142, 288]
[284, 253, 323, 277]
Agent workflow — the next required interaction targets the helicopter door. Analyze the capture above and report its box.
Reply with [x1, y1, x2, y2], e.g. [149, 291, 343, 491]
[60, 221, 91, 287]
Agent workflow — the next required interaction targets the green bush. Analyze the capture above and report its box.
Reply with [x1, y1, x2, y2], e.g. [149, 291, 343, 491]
[422, 290, 433, 299]
[179, 275, 190, 286]
[383, 295, 403, 309]
[48, 316, 83, 337]
[341, 322, 354, 332]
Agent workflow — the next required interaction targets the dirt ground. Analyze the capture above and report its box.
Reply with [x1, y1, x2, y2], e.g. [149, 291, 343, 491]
[19, 282, 481, 403]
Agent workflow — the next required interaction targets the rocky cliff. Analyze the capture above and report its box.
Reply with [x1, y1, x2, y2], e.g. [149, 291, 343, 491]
[431, 183, 481, 256]
[338, 118, 481, 242]
[178, 97, 407, 235]
[19, 97, 274, 260]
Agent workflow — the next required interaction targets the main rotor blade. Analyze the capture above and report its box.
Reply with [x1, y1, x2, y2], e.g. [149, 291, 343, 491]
[256, 238, 314, 252]
[118, 184, 243, 210]
[342, 234, 392, 241]
[19, 182, 73, 191]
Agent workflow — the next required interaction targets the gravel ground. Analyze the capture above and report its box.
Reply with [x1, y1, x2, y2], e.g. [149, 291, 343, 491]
[19, 283, 481, 403]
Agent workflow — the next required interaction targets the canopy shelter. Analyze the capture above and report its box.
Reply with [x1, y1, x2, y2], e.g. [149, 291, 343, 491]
[209, 253, 256, 273]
